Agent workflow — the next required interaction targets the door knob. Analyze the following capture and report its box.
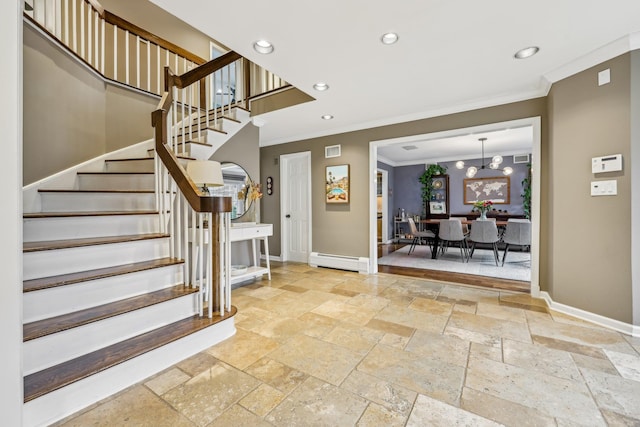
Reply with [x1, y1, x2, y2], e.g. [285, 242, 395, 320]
[285, 214, 291, 218]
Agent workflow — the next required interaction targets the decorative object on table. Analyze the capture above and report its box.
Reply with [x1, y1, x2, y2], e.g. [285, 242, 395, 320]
[186, 160, 224, 194]
[246, 179, 263, 201]
[419, 164, 447, 203]
[455, 137, 514, 178]
[266, 176, 273, 195]
[429, 201, 446, 214]
[326, 164, 349, 203]
[472, 200, 494, 220]
[463, 176, 511, 205]
[230, 265, 248, 276]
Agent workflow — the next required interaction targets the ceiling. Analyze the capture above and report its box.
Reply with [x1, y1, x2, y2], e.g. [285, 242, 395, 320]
[149, 0, 640, 161]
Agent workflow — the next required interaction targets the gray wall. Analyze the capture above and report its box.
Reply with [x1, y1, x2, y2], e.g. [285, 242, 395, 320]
[260, 98, 546, 258]
[23, 24, 157, 184]
[393, 164, 425, 218]
[546, 52, 633, 323]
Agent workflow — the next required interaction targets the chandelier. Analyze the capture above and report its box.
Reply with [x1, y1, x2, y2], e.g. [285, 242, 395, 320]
[455, 137, 513, 178]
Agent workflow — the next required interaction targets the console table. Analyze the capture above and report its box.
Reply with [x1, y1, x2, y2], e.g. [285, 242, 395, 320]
[229, 223, 272, 285]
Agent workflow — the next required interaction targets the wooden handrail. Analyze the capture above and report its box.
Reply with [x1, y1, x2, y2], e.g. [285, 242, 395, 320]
[86, 0, 206, 65]
[175, 52, 242, 89]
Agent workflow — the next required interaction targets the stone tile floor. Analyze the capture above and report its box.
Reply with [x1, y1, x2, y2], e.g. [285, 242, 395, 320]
[58, 262, 640, 426]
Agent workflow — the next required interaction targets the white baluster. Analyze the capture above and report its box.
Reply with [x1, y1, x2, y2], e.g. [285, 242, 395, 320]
[124, 29, 129, 85]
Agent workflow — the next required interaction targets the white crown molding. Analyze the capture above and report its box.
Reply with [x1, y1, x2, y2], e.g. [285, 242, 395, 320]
[259, 89, 547, 147]
[376, 155, 397, 167]
[543, 32, 640, 89]
[540, 292, 639, 337]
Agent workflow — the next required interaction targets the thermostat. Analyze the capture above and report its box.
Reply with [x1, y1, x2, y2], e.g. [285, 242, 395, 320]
[592, 154, 622, 173]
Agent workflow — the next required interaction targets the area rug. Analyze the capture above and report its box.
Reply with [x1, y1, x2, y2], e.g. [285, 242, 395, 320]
[377, 244, 531, 282]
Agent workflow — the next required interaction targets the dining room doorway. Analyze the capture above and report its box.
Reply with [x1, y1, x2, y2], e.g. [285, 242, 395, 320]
[368, 117, 541, 296]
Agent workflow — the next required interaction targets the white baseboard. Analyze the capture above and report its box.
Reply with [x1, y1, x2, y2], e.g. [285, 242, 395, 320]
[540, 292, 639, 337]
[262, 254, 282, 262]
[309, 252, 370, 274]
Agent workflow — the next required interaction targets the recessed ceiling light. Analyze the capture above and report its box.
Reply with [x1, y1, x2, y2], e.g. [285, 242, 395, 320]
[381, 32, 399, 45]
[321, 115, 334, 120]
[514, 46, 539, 59]
[253, 40, 274, 54]
[313, 82, 329, 91]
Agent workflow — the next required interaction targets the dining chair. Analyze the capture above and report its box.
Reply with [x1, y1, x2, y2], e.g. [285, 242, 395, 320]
[501, 219, 532, 266]
[468, 220, 500, 266]
[407, 217, 435, 256]
[437, 218, 469, 262]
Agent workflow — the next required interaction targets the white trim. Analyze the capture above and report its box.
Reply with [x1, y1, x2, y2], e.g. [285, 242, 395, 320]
[540, 292, 639, 337]
[543, 32, 640, 87]
[263, 254, 282, 262]
[369, 117, 541, 297]
[377, 168, 389, 243]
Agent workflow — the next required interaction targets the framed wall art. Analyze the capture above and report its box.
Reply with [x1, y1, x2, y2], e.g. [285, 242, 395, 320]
[326, 164, 349, 203]
[463, 176, 510, 204]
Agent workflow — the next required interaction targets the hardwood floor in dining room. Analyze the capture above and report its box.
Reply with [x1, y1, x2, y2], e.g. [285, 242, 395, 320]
[377, 243, 530, 293]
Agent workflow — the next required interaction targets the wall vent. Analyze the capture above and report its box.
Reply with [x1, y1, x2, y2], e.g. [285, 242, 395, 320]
[513, 154, 530, 164]
[325, 145, 341, 158]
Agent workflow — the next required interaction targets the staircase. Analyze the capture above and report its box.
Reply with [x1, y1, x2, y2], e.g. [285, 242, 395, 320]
[22, 109, 250, 426]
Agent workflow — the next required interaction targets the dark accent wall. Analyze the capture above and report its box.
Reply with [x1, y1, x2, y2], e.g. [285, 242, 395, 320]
[393, 164, 425, 218]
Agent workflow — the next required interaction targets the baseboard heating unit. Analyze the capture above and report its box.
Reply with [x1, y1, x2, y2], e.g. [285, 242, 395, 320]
[309, 252, 369, 274]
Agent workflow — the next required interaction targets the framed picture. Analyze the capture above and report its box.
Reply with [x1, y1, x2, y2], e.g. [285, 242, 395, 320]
[463, 176, 510, 204]
[326, 164, 349, 203]
[429, 201, 446, 214]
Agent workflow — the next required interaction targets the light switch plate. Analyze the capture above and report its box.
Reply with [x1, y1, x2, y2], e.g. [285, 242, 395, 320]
[591, 180, 617, 196]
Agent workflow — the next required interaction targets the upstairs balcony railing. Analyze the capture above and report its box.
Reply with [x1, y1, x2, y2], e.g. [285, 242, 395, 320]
[24, 0, 288, 98]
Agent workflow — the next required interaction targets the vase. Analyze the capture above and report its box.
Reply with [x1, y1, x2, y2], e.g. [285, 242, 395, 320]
[479, 211, 487, 220]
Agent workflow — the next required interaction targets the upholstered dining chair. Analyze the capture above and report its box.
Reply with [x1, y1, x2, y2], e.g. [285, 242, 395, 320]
[468, 220, 500, 266]
[437, 218, 469, 262]
[407, 217, 435, 256]
[501, 219, 532, 266]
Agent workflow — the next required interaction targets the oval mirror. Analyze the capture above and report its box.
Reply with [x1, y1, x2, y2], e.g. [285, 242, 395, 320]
[209, 162, 253, 220]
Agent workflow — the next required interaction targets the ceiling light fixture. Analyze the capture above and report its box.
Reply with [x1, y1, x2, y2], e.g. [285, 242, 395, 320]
[321, 115, 334, 120]
[514, 46, 539, 59]
[313, 82, 329, 91]
[456, 138, 513, 178]
[253, 40, 274, 54]
[381, 32, 399, 45]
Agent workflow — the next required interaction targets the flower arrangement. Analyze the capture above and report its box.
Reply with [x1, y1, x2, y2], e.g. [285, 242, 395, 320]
[246, 179, 263, 202]
[472, 200, 493, 217]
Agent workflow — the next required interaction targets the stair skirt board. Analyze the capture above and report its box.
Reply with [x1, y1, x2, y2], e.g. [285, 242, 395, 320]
[77, 173, 155, 191]
[23, 238, 170, 281]
[23, 318, 236, 427]
[39, 191, 157, 212]
[23, 264, 184, 323]
[24, 291, 198, 375]
[309, 252, 370, 274]
[23, 214, 160, 242]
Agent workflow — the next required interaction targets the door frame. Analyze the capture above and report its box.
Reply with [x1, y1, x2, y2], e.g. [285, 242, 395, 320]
[280, 151, 312, 262]
[377, 169, 389, 243]
[369, 117, 542, 296]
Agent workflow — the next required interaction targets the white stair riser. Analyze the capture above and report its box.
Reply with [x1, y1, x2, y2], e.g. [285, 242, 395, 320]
[105, 159, 154, 173]
[40, 192, 157, 212]
[23, 214, 160, 242]
[77, 174, 154, 191]
[23, 319, 236, 427]
[24, 293, 198, 375]
[23, 264, 184, 323]
[23, 238, 170, 280]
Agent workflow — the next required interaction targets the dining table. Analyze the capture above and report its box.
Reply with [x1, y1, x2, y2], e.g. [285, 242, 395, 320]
[420, 218, 508, 259]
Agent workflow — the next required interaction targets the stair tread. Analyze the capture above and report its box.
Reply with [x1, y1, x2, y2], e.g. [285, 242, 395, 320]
[23, 233, 169, 253]
[23, 257, 183, 292]
[24, 210, 158, 218]
[77, 171, 154, 175]
[23, 284, 198, 342]
[23, 306, 236, 402]
[105, 155, 195, 161]
[38, 189, 154, 193]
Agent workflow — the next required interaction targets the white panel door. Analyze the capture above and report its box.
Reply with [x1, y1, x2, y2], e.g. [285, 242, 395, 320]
[281, 152, 311, 262]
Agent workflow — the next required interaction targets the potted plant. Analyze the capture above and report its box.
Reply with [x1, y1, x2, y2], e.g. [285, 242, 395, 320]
[419, 164, 447, 202]
[521, 163, 532, 219]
